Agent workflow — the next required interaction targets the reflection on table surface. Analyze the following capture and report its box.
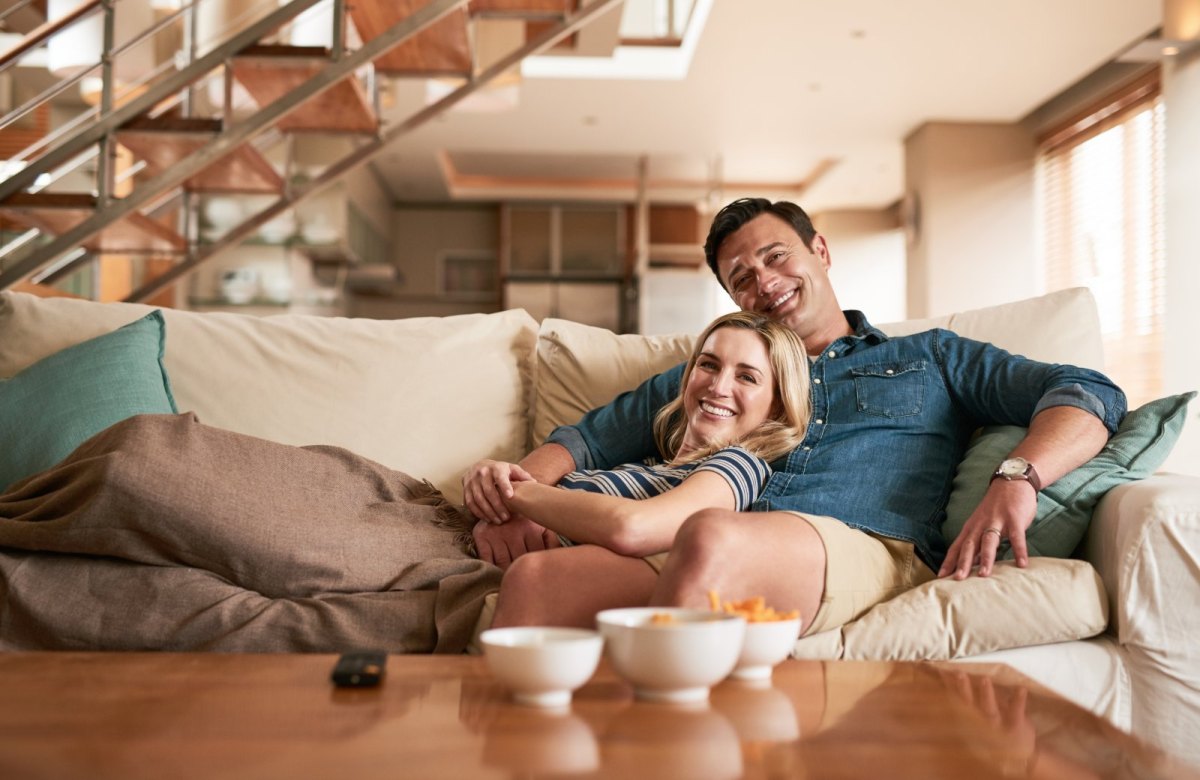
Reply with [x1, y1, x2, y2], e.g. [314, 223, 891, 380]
[0, 653, 1195, 780]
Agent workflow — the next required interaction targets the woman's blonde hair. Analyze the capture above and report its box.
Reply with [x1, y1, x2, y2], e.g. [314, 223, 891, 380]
[653, 311, 812, 464]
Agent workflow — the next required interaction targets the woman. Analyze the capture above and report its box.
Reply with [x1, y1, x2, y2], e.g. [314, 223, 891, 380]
[468, 311, 812, 629]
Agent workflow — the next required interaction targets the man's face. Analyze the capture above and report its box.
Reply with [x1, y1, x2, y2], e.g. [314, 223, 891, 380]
[715, 213, 837, 345]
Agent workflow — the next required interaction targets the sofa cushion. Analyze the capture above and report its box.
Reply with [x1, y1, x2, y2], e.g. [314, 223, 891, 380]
[533, 317, 694, 445]
[791, 558, 1109, 661]
[944, 392, 1196, 557]
[0, 292, 539, 503]
[0, 311, 177, 492]
[877, 286, 1105, 370]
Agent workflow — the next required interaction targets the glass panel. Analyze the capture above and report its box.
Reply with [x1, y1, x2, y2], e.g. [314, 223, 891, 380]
[508, 208, 552, 274]
[560, 208, 620, 275]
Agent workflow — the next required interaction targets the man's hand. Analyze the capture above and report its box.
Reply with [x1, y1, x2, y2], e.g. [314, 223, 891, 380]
[938, 479, 1037, 580]
[472, 516, 561, 570]
[463, 459, 534, 524]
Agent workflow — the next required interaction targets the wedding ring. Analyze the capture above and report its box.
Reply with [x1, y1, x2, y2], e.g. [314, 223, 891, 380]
[982, 528, 1003, 540]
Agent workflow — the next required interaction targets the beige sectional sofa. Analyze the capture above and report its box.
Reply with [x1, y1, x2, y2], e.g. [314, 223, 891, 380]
[0, 287, 1196, 765]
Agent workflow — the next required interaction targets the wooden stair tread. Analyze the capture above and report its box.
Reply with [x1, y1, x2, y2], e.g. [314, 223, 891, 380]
[349, 0, 472, 76]
[230, 47, 377, 134]
[116, 123, 284, 195]
[0, 193, 186, 255]
[469, 0, 572, 16]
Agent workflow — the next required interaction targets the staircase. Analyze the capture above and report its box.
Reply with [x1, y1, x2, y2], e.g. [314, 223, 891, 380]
[0, 0, 621, 302]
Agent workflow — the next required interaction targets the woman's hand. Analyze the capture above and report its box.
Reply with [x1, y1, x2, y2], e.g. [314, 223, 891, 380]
[462, 459, 534, 524]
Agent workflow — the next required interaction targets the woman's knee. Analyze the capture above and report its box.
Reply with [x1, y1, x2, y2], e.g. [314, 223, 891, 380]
[673, 508, 744, 556]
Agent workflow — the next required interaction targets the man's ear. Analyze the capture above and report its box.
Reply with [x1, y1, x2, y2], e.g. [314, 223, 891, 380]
[810, 234, 832, 270]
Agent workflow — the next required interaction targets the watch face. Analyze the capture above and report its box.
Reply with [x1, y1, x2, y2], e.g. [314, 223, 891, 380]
[999, 457, 1029, 477]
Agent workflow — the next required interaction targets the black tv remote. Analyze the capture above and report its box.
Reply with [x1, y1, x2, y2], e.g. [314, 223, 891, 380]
[330, 650, 387, 688]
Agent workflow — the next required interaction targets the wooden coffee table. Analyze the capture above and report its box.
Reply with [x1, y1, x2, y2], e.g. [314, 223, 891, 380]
[0, 652, 1193, 779]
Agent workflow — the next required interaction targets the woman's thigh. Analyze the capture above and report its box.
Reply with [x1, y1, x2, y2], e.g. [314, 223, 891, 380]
[492, 545, 657, 629]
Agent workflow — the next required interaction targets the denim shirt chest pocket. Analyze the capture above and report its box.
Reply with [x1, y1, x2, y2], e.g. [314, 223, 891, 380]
[850, 360, 927, 418]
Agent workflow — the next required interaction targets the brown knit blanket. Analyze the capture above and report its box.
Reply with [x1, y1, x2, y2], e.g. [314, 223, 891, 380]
[0, 414, 500, 653]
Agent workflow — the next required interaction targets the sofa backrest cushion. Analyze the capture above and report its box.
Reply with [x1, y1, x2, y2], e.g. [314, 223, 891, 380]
[0, 292, 539, 503]
[534, 287, 1106, 440]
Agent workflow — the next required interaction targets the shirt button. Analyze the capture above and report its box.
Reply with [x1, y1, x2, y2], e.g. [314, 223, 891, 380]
[813, 378, 822, 385]
[827, 351, 836, 358]
[803, 446, 812, 451]
[815, 419, 824, 425]
[885, 369, 894, 375]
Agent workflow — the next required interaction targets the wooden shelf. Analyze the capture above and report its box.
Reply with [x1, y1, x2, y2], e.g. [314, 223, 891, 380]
[0, 193, 185, 255]
[231, 46, 377, 134]
[117, 117, 285, 195]
[349, 0, 472, 76]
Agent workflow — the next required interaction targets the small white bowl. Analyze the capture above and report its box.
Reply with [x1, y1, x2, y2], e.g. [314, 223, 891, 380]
[730, 617, 802, 681]
[480, 627, 603, 708]
[596, 607, 746, 704]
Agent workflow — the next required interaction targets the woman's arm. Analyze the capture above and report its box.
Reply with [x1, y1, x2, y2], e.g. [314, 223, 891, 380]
[504, 469, 740, 558]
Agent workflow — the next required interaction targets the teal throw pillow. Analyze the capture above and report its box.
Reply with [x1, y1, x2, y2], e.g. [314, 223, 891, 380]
[944, 392, 1196, 558]
[0, 310, 178, 492]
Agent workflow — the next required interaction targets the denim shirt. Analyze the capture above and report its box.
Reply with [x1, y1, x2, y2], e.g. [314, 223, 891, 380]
[546, 311, 1127, 570]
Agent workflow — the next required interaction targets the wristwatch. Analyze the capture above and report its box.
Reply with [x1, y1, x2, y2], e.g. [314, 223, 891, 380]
[990, 457, 1042, 492]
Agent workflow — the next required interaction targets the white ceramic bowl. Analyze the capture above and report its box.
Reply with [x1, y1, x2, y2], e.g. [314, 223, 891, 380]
[596, 607, 746, 704]
[480, 627, 604, 708]
[730, 617, 802, 681]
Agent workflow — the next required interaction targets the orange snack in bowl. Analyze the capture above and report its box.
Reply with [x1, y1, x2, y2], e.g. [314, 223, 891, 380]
[708, 589, 799, 623]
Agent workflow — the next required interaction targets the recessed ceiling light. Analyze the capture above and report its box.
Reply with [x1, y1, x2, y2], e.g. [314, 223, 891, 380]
[1163, 45, 1180, 56]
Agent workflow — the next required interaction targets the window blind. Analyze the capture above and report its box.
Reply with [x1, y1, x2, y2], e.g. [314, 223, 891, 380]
[1036, 73, 1165, 408]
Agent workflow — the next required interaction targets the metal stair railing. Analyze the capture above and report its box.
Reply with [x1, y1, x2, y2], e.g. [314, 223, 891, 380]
[0, 0, 467, 292]
[1, 0, 626, 299]
[124, 0, 627, 303]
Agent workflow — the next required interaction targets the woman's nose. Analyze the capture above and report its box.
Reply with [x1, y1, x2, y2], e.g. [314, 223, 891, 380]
[709, 371, 733, 395]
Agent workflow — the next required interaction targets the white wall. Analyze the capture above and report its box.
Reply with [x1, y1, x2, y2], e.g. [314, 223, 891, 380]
[904, 122, 1037, 318]
[1162, 47, 1200, 475]
[814, 209, 907, 324]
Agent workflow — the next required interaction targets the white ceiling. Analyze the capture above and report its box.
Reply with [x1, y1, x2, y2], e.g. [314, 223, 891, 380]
[372, 0, 1162, 211]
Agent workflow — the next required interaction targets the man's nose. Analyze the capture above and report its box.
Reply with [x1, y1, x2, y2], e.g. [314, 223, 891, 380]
[756, 270, 778, 296]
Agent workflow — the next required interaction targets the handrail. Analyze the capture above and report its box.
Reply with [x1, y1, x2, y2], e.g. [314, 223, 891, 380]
[0, 0, 101, 74]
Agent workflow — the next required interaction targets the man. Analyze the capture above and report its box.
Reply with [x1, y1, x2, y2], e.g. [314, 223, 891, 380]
[464, 198, 1125, 635]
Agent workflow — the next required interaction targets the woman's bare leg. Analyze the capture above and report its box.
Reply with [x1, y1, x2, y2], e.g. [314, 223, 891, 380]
[491, 545, 657, 628]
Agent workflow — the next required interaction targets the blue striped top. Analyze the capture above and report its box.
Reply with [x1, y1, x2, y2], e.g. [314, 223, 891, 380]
[558, 445, 771, 516]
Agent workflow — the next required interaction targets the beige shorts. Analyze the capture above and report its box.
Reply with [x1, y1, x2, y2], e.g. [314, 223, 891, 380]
[643, 551, 670, 573]
[793, 512, 935, 637]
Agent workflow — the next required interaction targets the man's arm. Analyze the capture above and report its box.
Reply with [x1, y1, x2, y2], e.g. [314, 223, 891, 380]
[938, 405, 1109, 579]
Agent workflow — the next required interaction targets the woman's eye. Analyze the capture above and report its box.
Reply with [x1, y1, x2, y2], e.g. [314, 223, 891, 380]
[738, 373, 758, 384]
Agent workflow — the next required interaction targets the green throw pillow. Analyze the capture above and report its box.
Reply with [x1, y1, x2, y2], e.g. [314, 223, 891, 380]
[944, 391, 1197, 558]
[0, 310, 178, 492]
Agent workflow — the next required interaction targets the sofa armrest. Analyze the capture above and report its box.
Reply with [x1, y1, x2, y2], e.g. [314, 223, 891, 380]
[1082, 473, 1200, 762]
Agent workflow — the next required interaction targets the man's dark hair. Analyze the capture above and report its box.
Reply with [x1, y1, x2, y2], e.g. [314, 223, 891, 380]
[703, 198, 817, 288]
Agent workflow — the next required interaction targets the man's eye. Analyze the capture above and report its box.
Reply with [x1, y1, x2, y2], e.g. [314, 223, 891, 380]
[731, 276, 748, 291]
[767, 252, 785, 265]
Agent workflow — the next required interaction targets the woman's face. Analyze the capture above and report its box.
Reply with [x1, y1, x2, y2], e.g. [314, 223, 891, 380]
[679, 326, 778, 454]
